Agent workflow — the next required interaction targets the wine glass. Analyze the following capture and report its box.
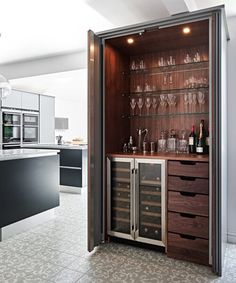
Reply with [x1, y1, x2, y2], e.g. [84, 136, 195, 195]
[152, 97, 158, 114]
[130, 98, 136, 116]
[167, 93, 177, 114]
[137, 98, 144, 116]
[160, 94, 167, 114]
[192, 93, 197, 113]
[184, 93, 188, 113]
[188, 92, 193, 113]
[145, 97, 152, 115]
[198, 91, 205, 112]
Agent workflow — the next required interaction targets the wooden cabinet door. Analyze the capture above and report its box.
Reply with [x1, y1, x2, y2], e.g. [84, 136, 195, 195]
[87, 30, 103, 252]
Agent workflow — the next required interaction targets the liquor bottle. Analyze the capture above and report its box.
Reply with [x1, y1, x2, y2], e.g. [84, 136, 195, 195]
[188, 125, 196, 154]
[196, 120, 206, 154]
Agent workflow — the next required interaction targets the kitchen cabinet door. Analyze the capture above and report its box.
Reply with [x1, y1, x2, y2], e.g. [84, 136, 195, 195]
[1, 90, 22, 109]
[39, 95, 55, 143]
[135, 159, 166, 247]
[21, 92, 39, 111]
[107, 158, 134, 240]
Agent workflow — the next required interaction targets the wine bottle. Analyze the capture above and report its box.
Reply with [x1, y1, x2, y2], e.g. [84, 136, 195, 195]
[189, 125, 196, 154]
[196, 121, 206, 154]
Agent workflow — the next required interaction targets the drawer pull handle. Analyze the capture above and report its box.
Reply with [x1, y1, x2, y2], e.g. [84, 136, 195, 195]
[180, 234, 196, 240]
[180, 176, 196, 181]
[180, 161, 196, 166]
[180, 192, 196, 197]
[180, 213, 196, 218]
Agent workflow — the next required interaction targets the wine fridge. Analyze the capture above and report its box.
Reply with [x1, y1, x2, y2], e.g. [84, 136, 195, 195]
[107, 157, 166, 247]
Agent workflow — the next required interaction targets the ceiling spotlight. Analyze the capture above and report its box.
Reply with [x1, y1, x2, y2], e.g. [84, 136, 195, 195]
[127, 38, 134, 44]
[183, 27, 191, 34]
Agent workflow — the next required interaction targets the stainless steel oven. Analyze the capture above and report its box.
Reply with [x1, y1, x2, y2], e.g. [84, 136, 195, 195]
[23, 113, 39, 143]
[2, 112, 22, 144]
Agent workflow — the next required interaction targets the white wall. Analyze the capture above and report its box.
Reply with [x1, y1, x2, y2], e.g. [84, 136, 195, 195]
[227, 16, 236, 243]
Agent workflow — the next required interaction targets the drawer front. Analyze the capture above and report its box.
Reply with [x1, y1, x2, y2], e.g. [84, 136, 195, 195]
[168, 212, 208, 239]
[60, 168, 82, 187]
[60, 149, 82, 168]
[167, 233, 209, 265]
[168, 161, 209, 178]
[168, 176, 209, 195]
[168, 191, 209, 216]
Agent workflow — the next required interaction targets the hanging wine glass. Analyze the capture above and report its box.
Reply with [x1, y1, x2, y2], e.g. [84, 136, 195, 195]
[145, 97, 152, 115]
[130, 98, 136, 116]
[137, 97, 144, 116]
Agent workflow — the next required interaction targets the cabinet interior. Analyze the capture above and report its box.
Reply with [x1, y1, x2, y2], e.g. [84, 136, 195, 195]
[104, 20, 209, 154]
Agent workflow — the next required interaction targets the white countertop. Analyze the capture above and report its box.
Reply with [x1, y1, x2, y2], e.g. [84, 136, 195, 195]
[0, 149, 59, 161]
[21, 143, 87, 150]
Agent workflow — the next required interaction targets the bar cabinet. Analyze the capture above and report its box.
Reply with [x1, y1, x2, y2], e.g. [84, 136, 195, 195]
[88, 5, 229, 275]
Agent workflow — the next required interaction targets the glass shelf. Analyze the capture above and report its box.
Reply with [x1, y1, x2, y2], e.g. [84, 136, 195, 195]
[122, 112, 209, 119]
[122, 86, 209, 97]
[122, 61, 209, 76]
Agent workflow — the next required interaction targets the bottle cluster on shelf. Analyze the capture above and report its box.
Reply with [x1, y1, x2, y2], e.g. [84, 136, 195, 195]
[122, 119, 209, 155]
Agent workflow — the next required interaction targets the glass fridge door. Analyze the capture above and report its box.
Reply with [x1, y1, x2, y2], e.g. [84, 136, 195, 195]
[107, 157, 134, 240]
[135, 159, 166, 246]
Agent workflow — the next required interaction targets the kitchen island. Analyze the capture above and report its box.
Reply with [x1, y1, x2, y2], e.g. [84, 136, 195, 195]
[22, 144, 87, 192]
[0, 149, 60, 240]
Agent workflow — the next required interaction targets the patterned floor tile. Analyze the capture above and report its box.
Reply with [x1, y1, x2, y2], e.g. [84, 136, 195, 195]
[51, 268, 84, 283]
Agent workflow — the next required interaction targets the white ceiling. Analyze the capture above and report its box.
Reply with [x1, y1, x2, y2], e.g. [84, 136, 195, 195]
[0, 0, 236, 64]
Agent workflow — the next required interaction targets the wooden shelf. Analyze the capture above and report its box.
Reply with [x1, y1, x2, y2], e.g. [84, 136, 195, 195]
[113, 217, 130, 223]
[112, 177, 130, 183]
[112, 187, 130, 193]
[112, 207, 130, 213]
[141, 222, 161, 228]
[141, 211, 161, 217]
[140, 180, 161, 186]
[113, 197, 130, 203]
[141, 190, 161, 196]
[112, 167, 130, 173]
[141, 201, 161, 207]
[125, 112, 209, 119]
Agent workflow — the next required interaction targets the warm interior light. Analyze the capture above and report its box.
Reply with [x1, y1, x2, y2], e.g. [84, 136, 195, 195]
[127, 38, 134, 44]
[183, 27, 191, 34]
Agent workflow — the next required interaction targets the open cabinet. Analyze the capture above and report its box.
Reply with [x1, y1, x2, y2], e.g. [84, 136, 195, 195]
[88, 6, 229, 275]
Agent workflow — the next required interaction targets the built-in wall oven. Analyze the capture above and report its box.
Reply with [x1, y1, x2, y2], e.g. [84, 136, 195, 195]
[2, 112, 22, 146]
[23, 113, 39, 143]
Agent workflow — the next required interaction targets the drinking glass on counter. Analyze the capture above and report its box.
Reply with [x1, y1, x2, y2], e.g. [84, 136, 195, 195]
[167, 129, 177, 152]
[158, 131, 167, 152]
[178, 130, 188, 153]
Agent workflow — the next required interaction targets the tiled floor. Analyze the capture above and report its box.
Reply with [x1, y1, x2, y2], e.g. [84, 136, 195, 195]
[0, 190, 236, 283]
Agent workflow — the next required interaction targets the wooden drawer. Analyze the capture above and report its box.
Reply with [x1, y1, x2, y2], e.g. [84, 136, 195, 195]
[167, 233, 209, 265]
[168, 176, 209, 195]
[168, 161, 209, 178]
[168, 212, 208, 239]
[168, 191, 209, 217]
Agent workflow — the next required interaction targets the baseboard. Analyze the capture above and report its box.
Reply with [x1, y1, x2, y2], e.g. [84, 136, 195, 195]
[60, 185, 81, 194]
[228, 232, 236, 244]
[0, 209, 55, 241]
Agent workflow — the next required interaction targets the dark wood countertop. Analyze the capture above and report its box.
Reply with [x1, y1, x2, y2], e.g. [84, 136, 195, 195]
[107, 152, 209, 162]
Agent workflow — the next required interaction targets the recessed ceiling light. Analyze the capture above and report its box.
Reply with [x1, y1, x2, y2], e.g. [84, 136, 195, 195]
[183, 27, 191, 34]
[127, 38, 134, 44]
